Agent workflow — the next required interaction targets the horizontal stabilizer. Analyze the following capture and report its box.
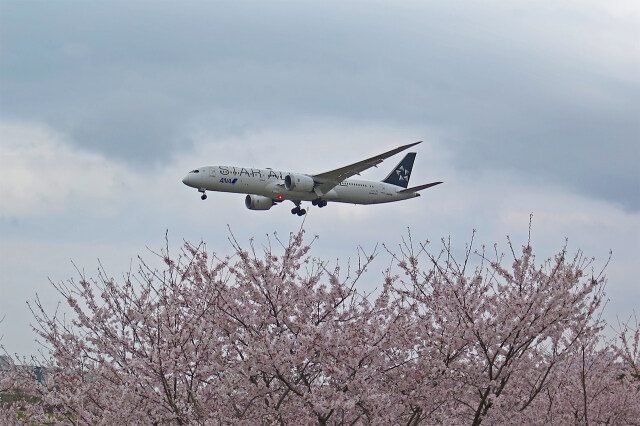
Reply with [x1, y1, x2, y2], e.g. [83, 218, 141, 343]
[398, 181, 443, 193]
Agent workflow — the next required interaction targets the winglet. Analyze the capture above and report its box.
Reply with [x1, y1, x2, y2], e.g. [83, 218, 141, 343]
[353, 141, 422, 166]
[384, 141, 422, 156]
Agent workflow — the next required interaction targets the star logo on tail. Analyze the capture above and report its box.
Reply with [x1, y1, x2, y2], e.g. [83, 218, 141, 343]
[395, 166, 409, 181]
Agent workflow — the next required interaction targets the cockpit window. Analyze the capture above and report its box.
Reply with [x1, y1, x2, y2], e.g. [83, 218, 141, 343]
[190, 169, 200, 173]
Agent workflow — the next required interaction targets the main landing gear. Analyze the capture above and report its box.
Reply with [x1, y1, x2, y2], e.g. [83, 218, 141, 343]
[198, 189, 207, 200]
[291, 206, 306, 216]
[311, 198, 327, 208]
[291, 198, 327, 215]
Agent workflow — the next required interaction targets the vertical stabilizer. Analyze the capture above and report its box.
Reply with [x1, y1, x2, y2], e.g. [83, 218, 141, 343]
[382, 153, 416, 188]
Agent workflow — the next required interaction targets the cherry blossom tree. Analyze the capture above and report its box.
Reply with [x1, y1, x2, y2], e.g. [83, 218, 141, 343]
[7, 227, 640, 424]
[383, 232, 614, 425]
[0, 321, 43, 425]
[23, 231, 407, 424]
[0, 361, 15, 402]
[536, 325, 640, 425]
[0, 320, 20, 400]
[0, 359, 22, 425]
[0, 323, 12, 395]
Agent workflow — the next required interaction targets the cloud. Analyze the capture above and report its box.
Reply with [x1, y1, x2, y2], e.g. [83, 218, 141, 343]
[0, 121, 137, 218]
[2, 0, 637, 213]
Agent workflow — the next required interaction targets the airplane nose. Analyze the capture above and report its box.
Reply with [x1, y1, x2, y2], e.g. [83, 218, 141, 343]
[182, 174, 191, 186]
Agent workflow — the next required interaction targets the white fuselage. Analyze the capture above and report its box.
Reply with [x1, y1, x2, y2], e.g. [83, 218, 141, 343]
[182, 166, 419, 204]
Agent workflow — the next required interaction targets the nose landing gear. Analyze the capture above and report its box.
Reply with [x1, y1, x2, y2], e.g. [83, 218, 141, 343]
[198, 189, 207, 200]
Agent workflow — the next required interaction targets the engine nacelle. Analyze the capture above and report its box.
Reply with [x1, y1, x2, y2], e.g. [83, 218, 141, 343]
[284, 174, 315, 192]
[245, 194, 274, 210]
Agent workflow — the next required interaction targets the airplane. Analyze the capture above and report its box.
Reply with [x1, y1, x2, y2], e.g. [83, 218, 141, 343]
[182, 141, 442, 215]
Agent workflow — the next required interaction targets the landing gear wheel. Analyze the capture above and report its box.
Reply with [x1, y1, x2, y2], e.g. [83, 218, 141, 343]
[291, 207, 300, 215]
[201, 194, 207, 200]
[297, 209, 306, 216]
[313, 198, 327, 208]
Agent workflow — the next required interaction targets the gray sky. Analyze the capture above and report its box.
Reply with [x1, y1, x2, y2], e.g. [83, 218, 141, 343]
[1, 0, 639, 356]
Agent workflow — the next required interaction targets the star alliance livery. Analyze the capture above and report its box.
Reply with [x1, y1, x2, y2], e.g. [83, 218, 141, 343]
[182, 141, 442, 215]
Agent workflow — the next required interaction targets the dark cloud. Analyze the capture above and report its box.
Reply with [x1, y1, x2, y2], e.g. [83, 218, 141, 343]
[1, 1, 638, 207]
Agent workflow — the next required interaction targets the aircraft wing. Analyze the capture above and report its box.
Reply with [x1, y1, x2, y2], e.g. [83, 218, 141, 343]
[312, 141, 422, 196]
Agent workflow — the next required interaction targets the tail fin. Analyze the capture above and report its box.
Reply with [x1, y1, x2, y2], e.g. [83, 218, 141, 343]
[382, 153, 416, 188]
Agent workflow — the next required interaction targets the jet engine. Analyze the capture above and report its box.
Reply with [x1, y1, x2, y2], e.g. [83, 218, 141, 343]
[284, 174, 315, 192]
[245, 194, 274, 210]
